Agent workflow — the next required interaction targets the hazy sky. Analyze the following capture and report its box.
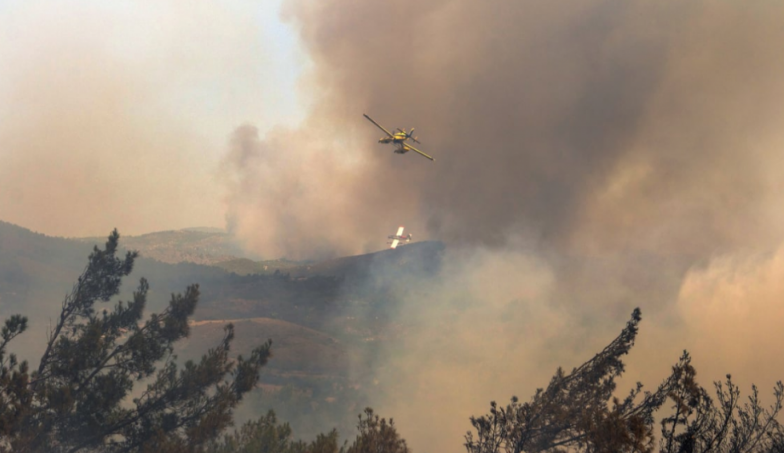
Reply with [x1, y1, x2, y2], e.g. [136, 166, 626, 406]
[0, 0, 307, 236]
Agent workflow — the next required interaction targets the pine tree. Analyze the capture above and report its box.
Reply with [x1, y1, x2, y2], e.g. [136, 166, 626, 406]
[464, 309, 784, 453]
[464, 308, 666, 453]
[658, 354, 784, 453]
[204, 410, 342, 453]
[0, 230, 272, 453]
[345, 408, 409, 453]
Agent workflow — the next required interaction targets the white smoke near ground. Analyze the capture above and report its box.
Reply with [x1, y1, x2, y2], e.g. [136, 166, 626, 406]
[364, 246, 567, 452]
[349, 244, 784, 452]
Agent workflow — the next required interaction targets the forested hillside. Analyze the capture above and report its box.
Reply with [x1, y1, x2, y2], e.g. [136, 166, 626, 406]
[0, 220, 445, 441]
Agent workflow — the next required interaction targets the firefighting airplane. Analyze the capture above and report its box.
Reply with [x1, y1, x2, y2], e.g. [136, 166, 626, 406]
[363, 114, 435, 161]
[388, 226, 412, 249]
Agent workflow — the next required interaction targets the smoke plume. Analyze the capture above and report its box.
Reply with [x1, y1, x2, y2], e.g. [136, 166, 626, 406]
[219, 1, 784, 450]
[224, 1, 784, 259]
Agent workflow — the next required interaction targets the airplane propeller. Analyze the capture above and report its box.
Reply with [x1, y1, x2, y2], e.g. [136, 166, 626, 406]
[408, 128, 420, 143]
[397, 127, 420, 143]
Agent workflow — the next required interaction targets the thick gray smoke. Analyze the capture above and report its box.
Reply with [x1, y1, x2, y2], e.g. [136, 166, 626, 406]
[219, 1, 784, 450]
[225, 1, 784, 259]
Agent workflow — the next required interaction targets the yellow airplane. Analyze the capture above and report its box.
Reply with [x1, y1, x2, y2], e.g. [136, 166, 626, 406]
[363, 114, 435, 161]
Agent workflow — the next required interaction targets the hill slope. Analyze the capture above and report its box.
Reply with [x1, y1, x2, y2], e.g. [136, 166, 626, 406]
[0, 219, 445, 439]
[0, 219, 444, 352]
[182, 318, 351, 378]
[75, 228, 250, 265]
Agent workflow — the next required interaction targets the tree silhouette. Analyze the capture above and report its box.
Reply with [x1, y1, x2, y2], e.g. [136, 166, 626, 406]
[346, 408, 409, 453]
[465, 309, 784, 453]
[658, 353, 784, 453]
[204, 410, 341, 453]
[0, 230, 271, 453]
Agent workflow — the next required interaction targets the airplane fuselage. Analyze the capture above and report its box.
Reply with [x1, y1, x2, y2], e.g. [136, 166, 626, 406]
[378, 133, 408, 144]
[379, 137, 412, 154]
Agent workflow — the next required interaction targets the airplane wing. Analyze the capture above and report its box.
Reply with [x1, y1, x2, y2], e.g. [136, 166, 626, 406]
[404, 143, 435, 161]
[390, 239, 400, 249]
[396, 226, 405, 237]
[363, 114, 395, 138]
